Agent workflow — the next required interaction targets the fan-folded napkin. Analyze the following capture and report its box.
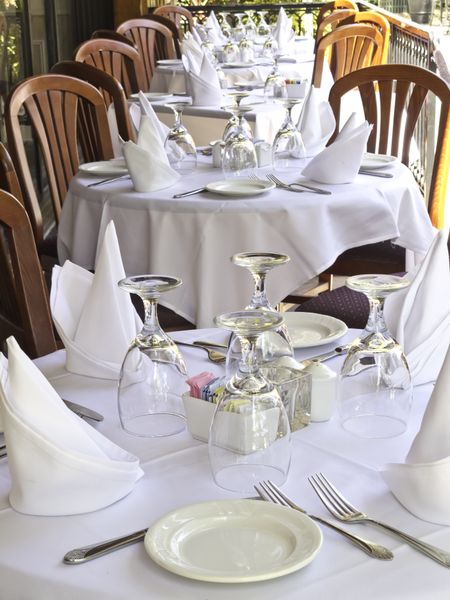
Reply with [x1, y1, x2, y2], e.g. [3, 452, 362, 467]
[205, 11, 227, 45]
[273, 8, 296, 54]
[384, 228, 450, 386]
[183, 52, 222, 106]
[51, 221, 141, 380]
[0, 336, 143, 515]
[123, 114, 180, 192]
[181, 34, 204, 75]
[297, 85, 336, 156]
[382, 340, 450, 525]
[302, 113, 372, 183]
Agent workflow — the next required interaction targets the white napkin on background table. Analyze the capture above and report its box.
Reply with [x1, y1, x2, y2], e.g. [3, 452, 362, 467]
[273, 8, 296, 54]
[0, 337, 143, 516]
[181, 34, 204, 75]
[301, 113, 372, 183]
[123, 114, 180, 192]
[51, 221, 141, 379]
[382, 342, 450, 525]
[184, 52, 223, 107]
[384, 228, 450, 386]
[205, 11, 227, 45]
[297, 85, 336, 156]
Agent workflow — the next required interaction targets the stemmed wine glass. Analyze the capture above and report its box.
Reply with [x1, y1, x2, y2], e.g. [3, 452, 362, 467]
[233, 12, 246, 40]
[257, 10, 271, 36]
[218, 11, 232, 37]
[339, 274, 413, 439]
[117, 275, 187, 438]
[209, 310, 291, 493]
[272, 98, 306, 171]
[244, 10, 257, 40]
[264, 58, 287, 100]
[164, 102, 197, 173]
[222, 91, 252, 140]
[221, 105, 257, 177]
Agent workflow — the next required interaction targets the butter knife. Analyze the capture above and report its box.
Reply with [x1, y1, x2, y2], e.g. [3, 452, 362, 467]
[87, 174, 130, 187]
[301, 344, 350, 366]
[173, 186, 206, 198]
[64, 529, 148, 564]
[62, 399, 104, 422]
[358, 169, 393, 178]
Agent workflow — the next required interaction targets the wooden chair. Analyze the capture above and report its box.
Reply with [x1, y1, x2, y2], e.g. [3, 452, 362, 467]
[117, 19, 176, 92]
[50, 60, 135, 144]
[153, 5, 194, 35]
[0, 142, 23, 204]
[74, 38, 146, 98]
[315, 9, 358, 46]
[312, 24, 384, 88]
[145, 14, 182, 58]
[91, 29, 136, 48]
[339, 11, 390, 64]
[0, 189, 57, 358]
[326, 64, 450, 275]
[316, 0, 358, 27]
[5, 74, 114, 247]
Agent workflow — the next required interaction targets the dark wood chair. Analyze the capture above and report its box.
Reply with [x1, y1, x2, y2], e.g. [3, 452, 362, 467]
[50, 60, 135, 144]
[152, 5, 194, 35]
[145, 14, 182, 59]
[5, 74, 114, 248]
[74, 38, 147, 98]
[91, 29, 136, 48]
[117, 18, 176, 92]
[0, 142, 23, 204]
[316, 0, 358, 27]
[312, 24, 384, 88]
[0, 189, 57, 358]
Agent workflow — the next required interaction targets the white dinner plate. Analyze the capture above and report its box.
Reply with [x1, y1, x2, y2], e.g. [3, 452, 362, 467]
[361, 153, 397, 170]
[129, 92, 173, 102]
[157, 59, 183, 66]
[78, 160, 128, 177]
[222, 61, 257, 68]
[206, 179, 275, 197]
[144, 499, 322, 583]
[283, 312, 348, 348]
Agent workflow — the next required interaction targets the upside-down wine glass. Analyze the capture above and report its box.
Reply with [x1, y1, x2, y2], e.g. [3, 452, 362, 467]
[164, 101, 197, 173]
[233, 12, 246, 40]
[221, 105, 257, 177]
[272, 98, 306, 171]
[257, 10, 271, 36]
[264, 57, 287, 100]
[339, 274, 413, 439]
[222, 91, 252, 140]
[209, 310, 291, 493]
[118, 275, 187, 438]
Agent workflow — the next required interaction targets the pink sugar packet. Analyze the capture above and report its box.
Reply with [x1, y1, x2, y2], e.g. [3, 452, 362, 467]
[186, 372, 215, 398]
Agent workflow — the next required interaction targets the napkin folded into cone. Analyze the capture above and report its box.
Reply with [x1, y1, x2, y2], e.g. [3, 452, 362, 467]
[0, 337, 143, 516]
[382, 341, 450, 525]
[302, 113, 372, 184]
[183, 52, 222, 107]
[123, 114, 180, 192]
[51, 221, 141, 380]
[273, 8, 296, 54]
[297, 85, 336, 156]
[205, 11, 227, 45]
[384, 228, 450, 386]
[181, 34, 204, 76]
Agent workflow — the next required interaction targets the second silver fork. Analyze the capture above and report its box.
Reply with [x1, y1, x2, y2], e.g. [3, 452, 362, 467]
[255, 480, 393, 560]
[267, 174, 331, 195]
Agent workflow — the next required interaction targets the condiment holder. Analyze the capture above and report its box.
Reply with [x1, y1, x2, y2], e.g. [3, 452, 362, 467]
[303, 360, 337, 422]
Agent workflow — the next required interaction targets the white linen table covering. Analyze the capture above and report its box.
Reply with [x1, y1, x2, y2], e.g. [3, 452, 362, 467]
[58, 158, 435, 328]
[0, 328, 449, 599]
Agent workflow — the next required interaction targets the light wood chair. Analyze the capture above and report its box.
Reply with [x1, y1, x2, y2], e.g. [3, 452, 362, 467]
[312, 23, 384, 87]
[315, 9, 358, 46]
[91, 29, 136, 47]
[145, 14, 182, 58]
[51, 60, 135, 144]
[0, 188, 57, 358]
[5, 74, 114, 246]
[316, 0, 358, 27]
[339, 11, 390, 64]
[74, 38, 147, 98]
[117, 18, 176, 91]
[153, 5, 194, 35]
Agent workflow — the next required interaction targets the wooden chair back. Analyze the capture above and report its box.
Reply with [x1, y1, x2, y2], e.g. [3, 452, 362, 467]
[91, 29, 136, 47]
[74, 38, 146, 98]
[339, 11, 390, 64]
[0, 143, 23, 204]
[50, 60, 135, 144]
[315, 9, 358, 46]
[0, 189, 57, 358]
[328, 64, 450, 228]
[145, 14, 182, 58]
[316, 0, 358, 27]
[5, 74, 114, 245]
[117, 18, 176, 91]
[153, 5, 194, 34]
[312, 24, 384, 87]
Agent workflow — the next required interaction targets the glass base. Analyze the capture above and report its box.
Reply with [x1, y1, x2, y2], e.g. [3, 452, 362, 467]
[121, 412, 186, 438]
[341, 414, 407, 439]
[213, 464, 287, 494]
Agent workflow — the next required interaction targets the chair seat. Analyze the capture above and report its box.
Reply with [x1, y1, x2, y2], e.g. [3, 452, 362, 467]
[328, 241, 405, 276]
[296, 285, 370, 329]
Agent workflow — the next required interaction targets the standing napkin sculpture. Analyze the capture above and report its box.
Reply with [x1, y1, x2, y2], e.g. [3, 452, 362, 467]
[273, 7, 296, 54]
[183, 52, 223, 107]
[50, 221, 141, 379]
[0, 337, 143, 516]
[297, 86, 336, 157]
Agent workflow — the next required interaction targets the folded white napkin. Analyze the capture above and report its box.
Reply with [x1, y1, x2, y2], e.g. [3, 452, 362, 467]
[123, 115, 180, 192]
[137, 91, 169, 146]
[384, 228, 450, 385]
[0, 353, 5, 433]
[106, 102, 141, 158]
[205, 11, 227, 45]
[273, 8, 296, 54]
[184, 52, 223, 107]
[181, 34, 204, 76]
[0, 337, 143, 516]
[382, 342, 450, 525]
[301, 113, 372, 183]
[297, 86, 336, 156]
[51, 221, 141, 379]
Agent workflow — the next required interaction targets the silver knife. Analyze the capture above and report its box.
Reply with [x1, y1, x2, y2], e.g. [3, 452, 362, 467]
[63, 399, 104, 422]
[64, 528, 148, 564]
[173, 186, 206, 198]
[358, 169, 393, 178]
[87, 174, 130, 188]
[301, 344, 350, 366]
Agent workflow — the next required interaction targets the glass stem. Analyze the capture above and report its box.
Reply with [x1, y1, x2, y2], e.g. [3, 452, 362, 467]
[366, 296, 387, 334]
[141, 296, 160, 336]
[238, 334, 259, 375]
[250, 270, 269, 308]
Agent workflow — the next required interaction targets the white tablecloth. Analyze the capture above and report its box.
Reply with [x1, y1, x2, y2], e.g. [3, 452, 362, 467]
[0, 328, 449, 599]
[58, 158, 435, 328]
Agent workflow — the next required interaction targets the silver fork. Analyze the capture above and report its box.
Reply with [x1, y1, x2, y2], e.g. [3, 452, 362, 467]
[309, 473, 450, 568]
[267, 174, 331, 195]
[255, 480, 393, 560]
[266, 174, 304, 193]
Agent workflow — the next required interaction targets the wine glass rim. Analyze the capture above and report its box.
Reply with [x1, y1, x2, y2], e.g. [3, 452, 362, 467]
[215, 309, 284, 332]
[118, 274, 182, 292]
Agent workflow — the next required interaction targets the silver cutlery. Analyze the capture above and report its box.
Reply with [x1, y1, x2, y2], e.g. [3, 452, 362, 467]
[193, 340, 228, 349]
[309, 473, 450, 568]
[64, 528, 148, 564]
[174, 340, 226, 363]
[301, 344, 350, 366]
[0, 444, 6, 459]
[87, 174, 130, 188]
[62, 399, 104, 422]
[173, 186, 206, 198]
[255, 480, 393, 560]
[267, 174, 331, 195]
[358, 169, 393, 178]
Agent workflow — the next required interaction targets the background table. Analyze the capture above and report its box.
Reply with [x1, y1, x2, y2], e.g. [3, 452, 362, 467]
[0, 328, 449, 599]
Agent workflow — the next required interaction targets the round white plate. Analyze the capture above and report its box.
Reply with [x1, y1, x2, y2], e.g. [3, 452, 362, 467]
[157, 59, 183, 66]
[222, 61, 256, 68]
[79, 160, 128, 177]
[145, 499, 322, 583]
[206, 179, 275, 197]
[283, 312, 348, 348]
[361, 153, 397, 170]
[129, 92, 173, 102]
